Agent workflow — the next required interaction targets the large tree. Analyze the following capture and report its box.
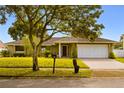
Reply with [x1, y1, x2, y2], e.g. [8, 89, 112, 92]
[6, 5, 104, 71]
[0, 6, 7, 24]
[0, 6, 11, 25]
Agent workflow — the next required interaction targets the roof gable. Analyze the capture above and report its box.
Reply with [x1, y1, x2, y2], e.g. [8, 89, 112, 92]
[0, 40, 6, 48]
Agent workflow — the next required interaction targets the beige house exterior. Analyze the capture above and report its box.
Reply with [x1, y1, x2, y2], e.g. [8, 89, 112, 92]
[5, 37, 117, 58]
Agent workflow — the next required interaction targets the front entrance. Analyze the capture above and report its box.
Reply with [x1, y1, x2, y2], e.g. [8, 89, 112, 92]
[62, 45, 68, 57]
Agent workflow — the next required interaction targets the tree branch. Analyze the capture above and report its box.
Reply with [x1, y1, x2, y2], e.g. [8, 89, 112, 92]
[36, 8, 57, 47]
[28, 33, 35, 49]
[31, 6, 41, 21]
[33, 12, 48, 27]
[46, 29, 56, 31]
[44, 9, 56, 27]
[12, 8, 26, 25]
[23, 6, 35, 49]
[43, 31, 58, 42]
[23, 6, 31, 22]
[36, 36, 43, 48]
[40, 8, 57, 36]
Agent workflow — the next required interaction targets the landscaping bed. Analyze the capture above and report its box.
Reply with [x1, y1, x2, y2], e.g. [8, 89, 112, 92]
[0, 68, 91, 78]
[0, 57, 89, 68]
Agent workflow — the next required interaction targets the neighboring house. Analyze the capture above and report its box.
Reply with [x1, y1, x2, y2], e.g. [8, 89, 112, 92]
[0, 40, 6, 52]
[113, 34, 123, 50]
[120, 34, 124, 49]
[113, 34, 124, 57]
[113, 42, 122, 49]
[5, 37, 117, 58]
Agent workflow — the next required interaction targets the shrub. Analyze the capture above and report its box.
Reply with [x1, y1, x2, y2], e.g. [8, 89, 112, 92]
[13, 53, 25, 57]
[109, 52, 116, 59]
[72, 51, 77, 58]
[44, 50, 51, 57]
[71, 48, 77, 58]
[71, 44, 77, 58]
[48, 54, 52, 58]
[1, 50, 10, 57]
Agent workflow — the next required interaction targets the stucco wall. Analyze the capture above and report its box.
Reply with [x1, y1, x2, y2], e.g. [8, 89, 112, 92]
[50, 45, 59, 55]
[7, 45, 15, 56]
[108, 43, 113, 57]
[6, 43, 114, 58]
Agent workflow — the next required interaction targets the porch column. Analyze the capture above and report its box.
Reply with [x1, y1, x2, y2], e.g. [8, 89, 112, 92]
[59, 43, 61, 58]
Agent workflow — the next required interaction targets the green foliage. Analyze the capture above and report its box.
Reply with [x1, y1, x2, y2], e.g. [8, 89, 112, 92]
[114, 43, 123, 49]
[0, 57, 89, 68]
[22, 36, 33, 56]
[7, 5, 104, 42]
[22, 35, 42, 57]
[13, 53, 25, 57]
[116, 58, 124, 63]
[8, 21, 24, 40]
[71, 44, 77, 58]
[109, 52, 116, 59]
[44, 49, 51, 57]
[72, 51, 77, 58]
[0, 6, 9, 24]
[1, 50, 10, 57]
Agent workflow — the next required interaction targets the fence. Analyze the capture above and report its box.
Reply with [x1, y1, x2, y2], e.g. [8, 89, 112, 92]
[113, 49, 124, 57]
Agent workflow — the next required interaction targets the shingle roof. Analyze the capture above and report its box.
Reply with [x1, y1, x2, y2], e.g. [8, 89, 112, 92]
[0, 40, 6, 48]
[42, 37, 61, 46]
[5, 37, 117, 46]
[5, 38, 61, 46]
[5, 40, 23, 45]
[55, 37, 117, 43]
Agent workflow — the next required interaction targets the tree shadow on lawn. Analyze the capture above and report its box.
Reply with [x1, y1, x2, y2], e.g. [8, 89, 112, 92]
[1, 68, 53, 77]
[0, 68, 91, 78]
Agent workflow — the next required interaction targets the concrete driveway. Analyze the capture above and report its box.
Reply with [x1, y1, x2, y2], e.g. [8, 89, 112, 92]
[82, 59, 124, 70]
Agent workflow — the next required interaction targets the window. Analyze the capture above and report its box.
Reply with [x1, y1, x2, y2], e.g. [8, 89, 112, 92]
[15, 46, 24, 51]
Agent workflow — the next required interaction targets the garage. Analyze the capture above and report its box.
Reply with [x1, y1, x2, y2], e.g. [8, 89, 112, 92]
[77, 44, 108, 58]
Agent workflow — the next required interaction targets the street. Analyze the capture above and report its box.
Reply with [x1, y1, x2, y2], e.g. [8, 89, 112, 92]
[0, 77, 124, 88]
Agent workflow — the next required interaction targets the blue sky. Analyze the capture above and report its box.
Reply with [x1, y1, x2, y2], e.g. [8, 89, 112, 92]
[0, 5, 124, 43]
[98, 5, 124, 41]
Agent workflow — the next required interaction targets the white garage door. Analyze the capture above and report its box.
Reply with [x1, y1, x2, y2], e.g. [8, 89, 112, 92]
[77, 44, 108, 58]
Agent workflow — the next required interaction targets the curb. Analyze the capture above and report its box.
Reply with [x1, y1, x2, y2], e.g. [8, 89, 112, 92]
[0, 76, 90, 79]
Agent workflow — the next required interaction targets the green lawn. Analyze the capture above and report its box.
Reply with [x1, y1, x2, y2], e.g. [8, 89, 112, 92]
[0, 68, 91, 77]
[93, 70, 124, 77]
[0, 57, 89, 68]
[0, 57, 91, 77]
[115, 58, 124, 63]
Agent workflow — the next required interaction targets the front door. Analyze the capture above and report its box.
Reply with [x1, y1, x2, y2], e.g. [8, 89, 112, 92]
[62, 45, 68, 57]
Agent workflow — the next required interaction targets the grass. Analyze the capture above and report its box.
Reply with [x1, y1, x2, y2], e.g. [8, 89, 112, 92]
[0, 57, 89, 68]
[115, 57, 124, 63]
[0, 68, 91, 78]
[0, 57, 90, 77]
[93, 70, 124, 77]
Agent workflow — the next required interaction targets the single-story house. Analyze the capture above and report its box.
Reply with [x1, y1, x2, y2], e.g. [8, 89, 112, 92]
[5, 37, 117, 58]
[0, 40, 6, 52]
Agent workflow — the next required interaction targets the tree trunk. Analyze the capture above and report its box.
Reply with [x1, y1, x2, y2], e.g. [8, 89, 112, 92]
[32, 47, 39, 71]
